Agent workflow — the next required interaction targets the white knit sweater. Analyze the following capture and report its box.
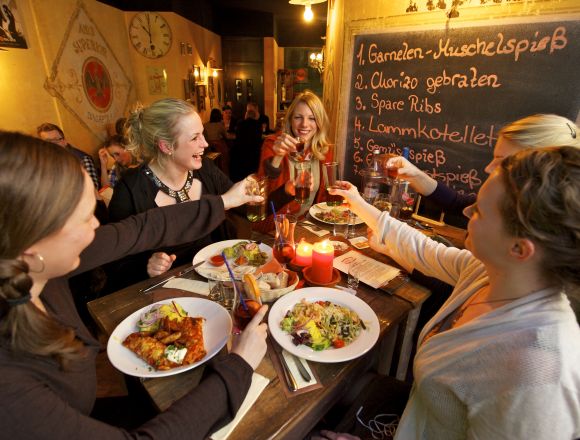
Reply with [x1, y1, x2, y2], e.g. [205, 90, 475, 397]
[374, 212, 580, 440]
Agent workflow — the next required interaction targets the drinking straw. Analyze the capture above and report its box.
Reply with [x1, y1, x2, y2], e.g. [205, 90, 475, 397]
[271, 201, 281, 237]
[221, 252, 248, 312]
[402, 147, 410, 160]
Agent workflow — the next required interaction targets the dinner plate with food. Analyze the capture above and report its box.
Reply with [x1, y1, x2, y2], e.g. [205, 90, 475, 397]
[192, 239, 272, 281]
[107, 298, 231, 378]
[308, 203, 364, 225]
[268, 287, 380, 363]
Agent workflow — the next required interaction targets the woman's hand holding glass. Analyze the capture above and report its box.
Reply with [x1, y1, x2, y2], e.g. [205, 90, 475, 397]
[231, 305, 269, 370]
[386, 156, 437, 196]
[221, 178, 265, 210]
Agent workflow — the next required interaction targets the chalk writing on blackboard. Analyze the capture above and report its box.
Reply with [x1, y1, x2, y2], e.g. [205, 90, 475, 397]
[344, 20, 580, 204]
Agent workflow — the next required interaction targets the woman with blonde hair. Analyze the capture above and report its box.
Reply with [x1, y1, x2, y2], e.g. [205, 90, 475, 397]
[387, 113, 580, 216]
[107, 98, 239, 288]
[258, 90, 332, 214]
[0, 131, 268, 438]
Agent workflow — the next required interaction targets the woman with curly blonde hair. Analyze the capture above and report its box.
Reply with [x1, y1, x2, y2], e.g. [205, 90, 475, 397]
[258, 90, 333, 214]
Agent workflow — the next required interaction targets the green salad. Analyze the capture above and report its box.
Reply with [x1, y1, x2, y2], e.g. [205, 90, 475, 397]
[222, 241, 268, 266]
[280, 299, 366, 351]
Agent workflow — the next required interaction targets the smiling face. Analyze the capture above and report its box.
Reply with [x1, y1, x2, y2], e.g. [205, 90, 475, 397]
[463, 171, 514, 267]
[172, 112, 208, 171]
[106, 144, 133, 167]
[484, 136, 524, 174]
[290, 101, 318, 145]
[27, 172, 99, 280]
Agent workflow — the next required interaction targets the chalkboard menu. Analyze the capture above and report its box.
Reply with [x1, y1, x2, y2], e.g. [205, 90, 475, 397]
[345, 19, 580, 200]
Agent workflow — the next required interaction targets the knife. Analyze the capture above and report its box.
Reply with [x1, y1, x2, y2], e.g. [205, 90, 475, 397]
[291, 354, 312, 382]
[269, 336, 298, 392]
[141, 260, 204, 293]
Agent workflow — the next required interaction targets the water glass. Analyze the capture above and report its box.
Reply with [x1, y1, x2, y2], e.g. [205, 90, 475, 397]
[246, 174, 267, 222]
[333, 221, 349, 238]
[347, 263, 362, 291]
[207, 279, 224, 303]
[347, 210, 358, 238]
[373, 193, 392, 213]
[323, 162, 342, 206]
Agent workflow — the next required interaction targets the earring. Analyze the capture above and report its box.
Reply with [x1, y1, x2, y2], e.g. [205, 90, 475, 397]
[22, 253, 45, 273]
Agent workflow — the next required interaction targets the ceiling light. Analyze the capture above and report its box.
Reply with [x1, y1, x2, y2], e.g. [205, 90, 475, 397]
[304, 4, 313, 21]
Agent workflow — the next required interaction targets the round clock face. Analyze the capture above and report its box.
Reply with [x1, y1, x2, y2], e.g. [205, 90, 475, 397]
[129, 12, 172, 59]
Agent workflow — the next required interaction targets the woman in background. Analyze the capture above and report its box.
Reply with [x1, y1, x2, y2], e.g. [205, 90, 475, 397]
[98, 134, 140, 188]
[258, 90, 332, 215]
[108, 98, 238, 286]
[388, 114, 580, 216]
[322, 146, 580, 439]
[0, 131, 268, 439]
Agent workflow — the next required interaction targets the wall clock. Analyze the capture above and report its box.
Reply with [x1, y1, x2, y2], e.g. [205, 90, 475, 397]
[129, 12, 172, 59]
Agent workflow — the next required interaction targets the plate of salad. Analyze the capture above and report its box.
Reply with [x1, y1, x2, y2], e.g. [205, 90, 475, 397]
[193, 240, 272, 281]
[268, 287, 380, 363]
[309, 203, 364, 225]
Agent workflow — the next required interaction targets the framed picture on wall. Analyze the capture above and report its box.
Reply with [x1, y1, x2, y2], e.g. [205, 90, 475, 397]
[196, 84, 206, 111]
[235, 78, 242, 102]
[0, 1, 28, 49]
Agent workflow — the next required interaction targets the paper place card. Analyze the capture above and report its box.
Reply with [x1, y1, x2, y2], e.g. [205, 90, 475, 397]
[163, 278, 209, 296]
[349, 236, 369, 249]
[210, 373, 269, 440]
[333, 250, 400, 289]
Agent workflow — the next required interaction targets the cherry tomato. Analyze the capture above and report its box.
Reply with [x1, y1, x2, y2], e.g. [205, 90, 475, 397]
[333, 339, 345, 348]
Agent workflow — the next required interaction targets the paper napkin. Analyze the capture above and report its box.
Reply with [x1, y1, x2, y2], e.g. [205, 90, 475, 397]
[281, 350, 318, 389]
[162, 278, 209, 295]
[301, 221, 330, 237]
[210, 373, 269, 440]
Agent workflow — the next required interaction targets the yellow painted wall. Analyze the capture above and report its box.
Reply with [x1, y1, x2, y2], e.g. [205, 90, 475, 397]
[0, 0, 221, 157]
[325, 0, 580, 161]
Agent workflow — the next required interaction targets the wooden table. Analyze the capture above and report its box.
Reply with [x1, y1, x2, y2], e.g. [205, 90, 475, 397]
[88, 224, 437, 439]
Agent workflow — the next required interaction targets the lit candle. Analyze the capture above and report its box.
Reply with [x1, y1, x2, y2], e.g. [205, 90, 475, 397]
[294, 239, 313, 266]
[311, 240, 334, 283]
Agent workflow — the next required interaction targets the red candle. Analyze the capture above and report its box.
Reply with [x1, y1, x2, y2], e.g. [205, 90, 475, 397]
[311, 240, 334, 283]
[294, 239, 313, 266]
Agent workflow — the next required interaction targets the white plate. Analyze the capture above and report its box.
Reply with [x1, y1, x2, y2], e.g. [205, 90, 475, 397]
[268, 287, 380, 363]
[107, 297, 231, 378]
[309, 203, 364, 225]
[192, 239, 273, 281]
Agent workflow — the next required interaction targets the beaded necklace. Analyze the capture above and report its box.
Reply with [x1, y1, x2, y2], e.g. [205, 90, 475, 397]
[143, 166, 194, 203]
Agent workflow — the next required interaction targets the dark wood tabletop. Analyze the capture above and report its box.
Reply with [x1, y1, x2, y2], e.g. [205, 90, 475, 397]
[87, 222, 441, 439]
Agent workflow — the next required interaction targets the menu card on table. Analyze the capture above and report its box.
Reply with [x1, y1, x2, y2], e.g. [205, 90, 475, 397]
[333, 250, 400, 289]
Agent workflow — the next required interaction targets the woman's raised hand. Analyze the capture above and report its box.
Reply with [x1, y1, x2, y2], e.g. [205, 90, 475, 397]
[272, 132, 298, 157]
[386, 156, 437, 196]
[98, 148, 109, 166]
[231, 305, 268, 370]
[221, 178, 264, 210]
[328, 181, 361, 203]
[147, 252, 176, 277]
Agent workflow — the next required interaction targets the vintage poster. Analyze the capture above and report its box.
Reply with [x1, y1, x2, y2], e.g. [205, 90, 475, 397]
[44, 3, 132, 139]
[147, 66, 168, 95]
[0, 0, 28, 49]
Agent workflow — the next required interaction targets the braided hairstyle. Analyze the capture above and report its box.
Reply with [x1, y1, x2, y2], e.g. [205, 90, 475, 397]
[499, 146, 580, 292]
[0, 131, 86, 366]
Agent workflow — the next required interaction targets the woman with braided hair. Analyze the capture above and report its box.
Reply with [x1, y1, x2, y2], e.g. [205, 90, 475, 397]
[0, 131, 268, 439]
